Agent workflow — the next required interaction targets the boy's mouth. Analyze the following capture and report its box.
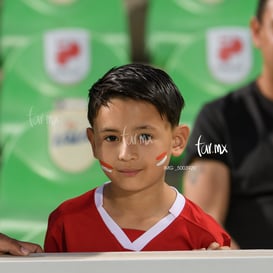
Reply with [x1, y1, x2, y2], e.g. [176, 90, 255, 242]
[118, 169, 142, 177]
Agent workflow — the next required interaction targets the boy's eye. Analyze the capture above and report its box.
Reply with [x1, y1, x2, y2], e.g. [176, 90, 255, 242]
[139, 133, 152, 143]
[105, 135, 119, 142]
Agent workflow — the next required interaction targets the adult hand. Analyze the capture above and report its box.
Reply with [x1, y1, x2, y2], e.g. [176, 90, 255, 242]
[195, 242, 231, 251]
[206, 242, 231, 250]
[0, 233, 43, 256]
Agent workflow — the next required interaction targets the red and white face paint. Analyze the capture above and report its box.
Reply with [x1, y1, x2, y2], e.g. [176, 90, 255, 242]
[99, 160, 113, 173]
[155, 152, 168, 167]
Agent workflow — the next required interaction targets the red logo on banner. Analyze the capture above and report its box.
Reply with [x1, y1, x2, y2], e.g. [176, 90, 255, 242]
[44, 29, 90, 84]
[219, 38, 243, 61]
[207, 27, 252, 83]
[57, 42, 80, 65]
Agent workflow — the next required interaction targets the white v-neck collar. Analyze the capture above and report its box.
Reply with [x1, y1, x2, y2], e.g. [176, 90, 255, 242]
[94, 182, 186, 251]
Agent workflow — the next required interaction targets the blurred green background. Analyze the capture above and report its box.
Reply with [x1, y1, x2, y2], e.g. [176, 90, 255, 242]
[0, 0, 260, 247]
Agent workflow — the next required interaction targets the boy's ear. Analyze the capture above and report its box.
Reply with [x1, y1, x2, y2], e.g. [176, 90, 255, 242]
[86, 127, 97, 158]
[171, 125, 190, 157]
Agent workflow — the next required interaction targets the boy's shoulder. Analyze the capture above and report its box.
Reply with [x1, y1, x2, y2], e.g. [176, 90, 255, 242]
[49, 188, 96, 219]
[181, 197, 224, 230]
[179, 197, 230, 246]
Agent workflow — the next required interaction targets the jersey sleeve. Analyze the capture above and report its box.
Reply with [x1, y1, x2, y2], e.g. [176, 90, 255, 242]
[44, 209, 65, 252]
[183, 101, 230, 167]
[183, 198, 231, 249]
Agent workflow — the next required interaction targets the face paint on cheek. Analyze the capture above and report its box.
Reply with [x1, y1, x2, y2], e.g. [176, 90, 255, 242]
[99, 160, 113, 173]
[155, 152, 168, 167]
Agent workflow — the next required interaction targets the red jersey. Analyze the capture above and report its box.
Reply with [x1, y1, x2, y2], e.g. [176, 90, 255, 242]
[44, 183, 230, 252]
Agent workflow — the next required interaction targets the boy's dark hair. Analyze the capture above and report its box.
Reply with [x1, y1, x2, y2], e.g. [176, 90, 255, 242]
[87, 63, 184, 128]
[256, 0, 269, 22]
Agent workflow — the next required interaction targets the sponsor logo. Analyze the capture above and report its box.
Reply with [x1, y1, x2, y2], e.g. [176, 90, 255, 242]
[48, 99, 94, 172]
[44, 29, 90, 84]
[207, 27, 252, 83]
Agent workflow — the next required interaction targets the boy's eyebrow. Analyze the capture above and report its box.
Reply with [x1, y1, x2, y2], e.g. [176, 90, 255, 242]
[99, 125, 157, 133]
[134, 125, 157, 131]
[99, 127, 120, 133]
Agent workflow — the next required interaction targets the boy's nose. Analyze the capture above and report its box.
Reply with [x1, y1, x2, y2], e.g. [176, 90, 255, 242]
[118, 137, 137, 161]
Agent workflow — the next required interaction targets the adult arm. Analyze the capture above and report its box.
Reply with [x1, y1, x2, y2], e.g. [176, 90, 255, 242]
[183, 159, 239, 249]
[182, 99, 240, 249]
[184, 159, 230, 224]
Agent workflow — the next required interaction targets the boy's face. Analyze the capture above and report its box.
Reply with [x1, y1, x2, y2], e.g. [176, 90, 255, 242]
[87, 98, 188, 192]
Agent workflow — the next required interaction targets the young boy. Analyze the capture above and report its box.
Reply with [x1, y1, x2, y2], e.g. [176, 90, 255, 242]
[44, 63, 230, 252]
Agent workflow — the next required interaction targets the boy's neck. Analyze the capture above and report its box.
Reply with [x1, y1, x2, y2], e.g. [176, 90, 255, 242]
[102, 182, 176, 230]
